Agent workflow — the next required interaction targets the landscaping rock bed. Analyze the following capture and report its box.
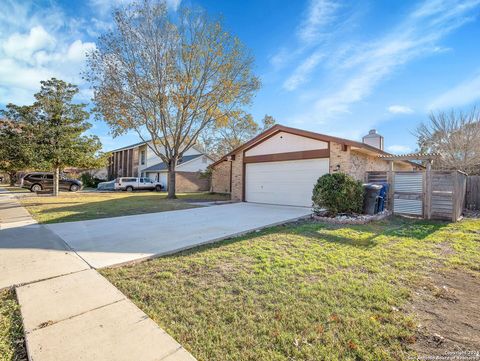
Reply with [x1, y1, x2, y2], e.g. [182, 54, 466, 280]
[312, 210, 392, 224]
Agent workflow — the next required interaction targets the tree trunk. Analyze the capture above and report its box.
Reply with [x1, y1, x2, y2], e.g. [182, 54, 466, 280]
[8, 171, 16, 186]
[53, 166, 60, 196]
[167, 159, 177, 199]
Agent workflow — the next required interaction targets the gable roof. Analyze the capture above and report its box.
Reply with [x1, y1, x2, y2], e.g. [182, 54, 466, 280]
[210, 124, 395, 168]
[142, 154, 204, 172]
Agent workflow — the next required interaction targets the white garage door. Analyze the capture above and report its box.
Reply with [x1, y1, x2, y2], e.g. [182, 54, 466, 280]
[245, 158, 329, 207]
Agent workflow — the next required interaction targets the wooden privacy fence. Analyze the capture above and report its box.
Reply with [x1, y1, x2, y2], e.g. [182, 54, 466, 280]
[465, 175, 480, 211]
[366, 170, 467, 222]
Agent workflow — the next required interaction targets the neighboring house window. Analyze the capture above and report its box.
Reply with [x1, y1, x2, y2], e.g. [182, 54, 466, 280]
[140, 150, 145, 165]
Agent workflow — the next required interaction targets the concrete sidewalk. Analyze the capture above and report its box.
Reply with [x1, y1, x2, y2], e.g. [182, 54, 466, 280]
[16, 270, 194, 361]
[0, 191, 88, 289]
[1, 193, 196, 361]
[0, 191, 37, 229]
[0, 225, 89, 289]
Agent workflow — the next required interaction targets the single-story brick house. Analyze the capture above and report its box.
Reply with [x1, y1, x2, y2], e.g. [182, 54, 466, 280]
[210, 124, 422, 207]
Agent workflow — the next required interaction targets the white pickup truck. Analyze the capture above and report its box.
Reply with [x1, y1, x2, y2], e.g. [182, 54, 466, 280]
[114, 177, 163, 192]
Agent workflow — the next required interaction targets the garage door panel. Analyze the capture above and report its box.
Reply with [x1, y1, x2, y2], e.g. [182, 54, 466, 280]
[245, 158, 329, 207]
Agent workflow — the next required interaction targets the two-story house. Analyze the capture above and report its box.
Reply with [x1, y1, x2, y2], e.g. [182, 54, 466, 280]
[108, 140, 213, 192]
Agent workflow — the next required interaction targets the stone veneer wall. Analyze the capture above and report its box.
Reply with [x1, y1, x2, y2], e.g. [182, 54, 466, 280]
[330, 142, 414, 181]
[211, 161, 231, 194]
[329, 142, 350, 174]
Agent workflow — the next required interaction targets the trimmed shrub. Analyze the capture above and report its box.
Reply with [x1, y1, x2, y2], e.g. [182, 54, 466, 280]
[312, 172, 363, 216]
[80, 172, 106, 188]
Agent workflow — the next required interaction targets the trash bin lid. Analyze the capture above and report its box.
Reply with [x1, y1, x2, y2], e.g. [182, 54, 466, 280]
[362, 183, 383, 190]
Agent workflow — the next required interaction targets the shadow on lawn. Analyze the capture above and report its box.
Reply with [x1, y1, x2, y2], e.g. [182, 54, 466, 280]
[155, 217, 449, 262]
[25, 194, 196, 223]
[288, 217, 449, 250]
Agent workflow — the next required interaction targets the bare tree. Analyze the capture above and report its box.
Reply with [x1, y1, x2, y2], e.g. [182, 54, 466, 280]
[415, 107, 480, 174]
[85, 1, 260, 198]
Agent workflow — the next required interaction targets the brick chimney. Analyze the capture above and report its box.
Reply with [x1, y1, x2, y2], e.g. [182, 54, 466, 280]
[362, 129, 384, 150]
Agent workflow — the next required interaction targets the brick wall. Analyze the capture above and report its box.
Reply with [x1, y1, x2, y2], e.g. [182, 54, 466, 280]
[231, 152, 244, 201]
[175, 171, 210, 192]
[211, 161, 231, 193]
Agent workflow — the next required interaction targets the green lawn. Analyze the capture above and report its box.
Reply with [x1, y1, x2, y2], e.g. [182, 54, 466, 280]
[0, 289, 26, 361]
[102, 217, 480, 361]
[19, 192, 230, 223]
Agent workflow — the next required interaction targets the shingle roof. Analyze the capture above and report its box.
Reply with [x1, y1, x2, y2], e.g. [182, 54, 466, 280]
[109, 140, 148, 153]
[143, 154, 203, 172]
[108, 140, 210, 156]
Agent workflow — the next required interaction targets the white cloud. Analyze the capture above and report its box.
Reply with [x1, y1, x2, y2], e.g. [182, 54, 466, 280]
[428, 72, 480, 110]
[3, 26, 56, 63]
[387, 105, 414, 114]
[0, 2, 98, 105]
[309, 0, 480, 118]
[283, 51, 324, 91]
[387, 145, 412, 154]
[269, 0, 340, 71]
[297, 0, 339, 44]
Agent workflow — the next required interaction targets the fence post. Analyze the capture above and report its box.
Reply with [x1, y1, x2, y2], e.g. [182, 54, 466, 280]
[425, 161, 432, 220]
[452, 171, 458, 222]
[387, 161, 394, 212]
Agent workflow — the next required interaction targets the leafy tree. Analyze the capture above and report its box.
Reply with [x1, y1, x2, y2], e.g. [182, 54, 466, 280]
[415, 107, 480, 174]
[5, 79, 104, 195]
[85, 0, 260, 198]
[260, 114, 276, 131]
[0, 115, 35, 185]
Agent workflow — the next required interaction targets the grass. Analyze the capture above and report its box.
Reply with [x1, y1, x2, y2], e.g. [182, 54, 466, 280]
[102, 217, 480, 361]
[19, 191, 230, 224]
[0, 289, 26, 361]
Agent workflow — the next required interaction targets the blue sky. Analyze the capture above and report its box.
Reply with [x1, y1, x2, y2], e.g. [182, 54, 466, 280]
[1, 0, 479, 153]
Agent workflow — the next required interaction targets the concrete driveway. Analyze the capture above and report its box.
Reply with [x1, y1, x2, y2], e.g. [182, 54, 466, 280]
[47, 203, 311, 268]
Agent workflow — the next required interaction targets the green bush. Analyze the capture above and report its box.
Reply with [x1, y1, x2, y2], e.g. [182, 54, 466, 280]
[80, 172, 106, 188]
[312, 172, 364, 216]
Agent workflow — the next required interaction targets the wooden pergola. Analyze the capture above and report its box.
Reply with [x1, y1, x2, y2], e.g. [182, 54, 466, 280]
[378, 152, 441, 172]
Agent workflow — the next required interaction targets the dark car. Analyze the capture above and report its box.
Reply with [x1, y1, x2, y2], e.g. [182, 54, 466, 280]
[21, 172, 82, 192]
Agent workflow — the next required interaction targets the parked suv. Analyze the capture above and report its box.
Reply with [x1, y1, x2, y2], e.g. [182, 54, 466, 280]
[21, 172, 83, 192]
[114, 177, 163, 192]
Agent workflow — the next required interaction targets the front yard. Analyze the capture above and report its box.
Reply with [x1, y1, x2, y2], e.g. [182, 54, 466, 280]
[102, 217, 480, 361]
[18, 191, 230, 223]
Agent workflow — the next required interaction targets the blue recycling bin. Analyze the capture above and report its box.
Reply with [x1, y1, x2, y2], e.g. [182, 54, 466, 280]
[376, 183, 389, 213]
